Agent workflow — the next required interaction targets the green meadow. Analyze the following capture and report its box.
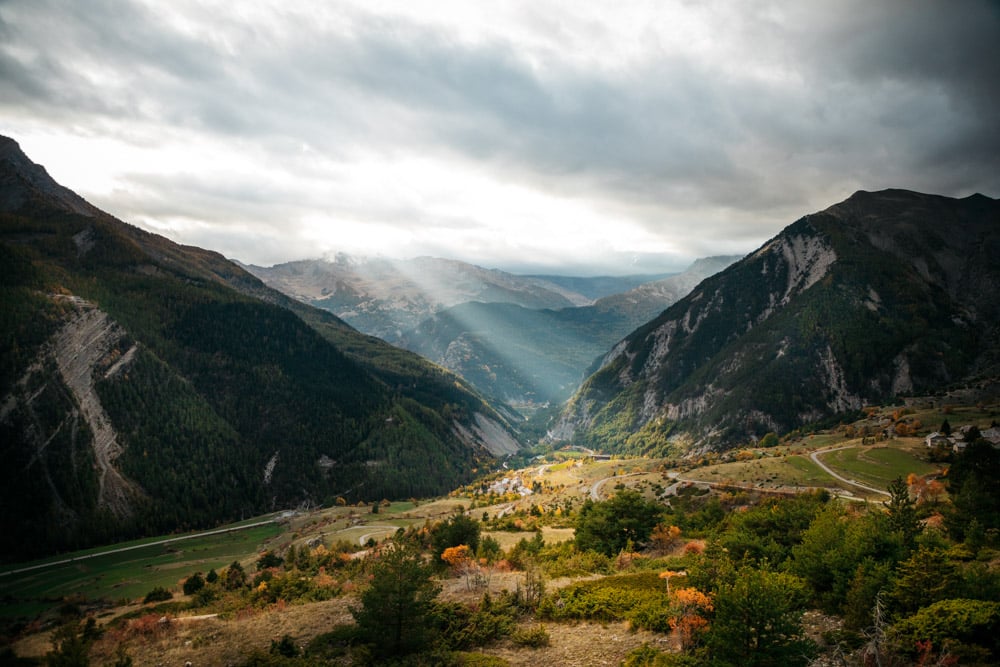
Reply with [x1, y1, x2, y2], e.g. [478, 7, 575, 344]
[0, 523, 280, 620]
[820, 443, 938, 489]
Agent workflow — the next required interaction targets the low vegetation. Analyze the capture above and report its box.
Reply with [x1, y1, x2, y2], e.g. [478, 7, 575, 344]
[3, 402, 999, 666]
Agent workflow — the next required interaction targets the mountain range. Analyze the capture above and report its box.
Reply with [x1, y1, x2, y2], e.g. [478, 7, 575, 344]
[553, 189, 1000, 455]
[0, 136, 520, 561]
[398, 256, 739, 407]
[247, 254, 738, 408]
[243, 255, 673, 343]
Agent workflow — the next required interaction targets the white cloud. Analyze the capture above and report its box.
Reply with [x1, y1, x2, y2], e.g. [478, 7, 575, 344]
[1, 0, 997, 274]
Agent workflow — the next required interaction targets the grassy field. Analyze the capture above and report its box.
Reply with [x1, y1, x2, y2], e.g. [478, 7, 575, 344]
[684, 454, 843, 490]
[484, 528, 576, 551]
[820, 441, 939, 489]
[0, 523, 281, 620]
[0, 497, 481, 623]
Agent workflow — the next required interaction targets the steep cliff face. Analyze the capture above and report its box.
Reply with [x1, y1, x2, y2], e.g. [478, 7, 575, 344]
[48, 297, 143, 518]
[555, 190, 1000, 454]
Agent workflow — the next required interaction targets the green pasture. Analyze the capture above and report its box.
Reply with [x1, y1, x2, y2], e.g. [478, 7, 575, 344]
[0, 523, 280, 620]
[798, 433, 848, 449]
[781, 455, 845, 486]
[820, 444, 938, 489]
[381, 501, 417, 514]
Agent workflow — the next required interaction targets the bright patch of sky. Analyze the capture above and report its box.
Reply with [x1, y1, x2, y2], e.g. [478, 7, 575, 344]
[1, 0, 997, 274]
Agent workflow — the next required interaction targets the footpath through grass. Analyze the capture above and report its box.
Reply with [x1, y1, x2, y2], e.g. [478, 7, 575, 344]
[821, 443, 938, 489]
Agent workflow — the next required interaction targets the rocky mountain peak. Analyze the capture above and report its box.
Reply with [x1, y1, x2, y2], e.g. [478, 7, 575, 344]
[0, 135, 98, 217]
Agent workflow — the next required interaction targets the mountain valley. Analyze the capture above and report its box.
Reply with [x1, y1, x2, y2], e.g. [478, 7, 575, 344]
[249, 255, 738, 408]
[2, 139, 999, 667]
[0, 137, 520, 561]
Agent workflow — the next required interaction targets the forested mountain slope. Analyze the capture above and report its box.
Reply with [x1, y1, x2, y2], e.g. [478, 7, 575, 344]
[0, 136, 520, 562]
[554, 189, 1000, 455]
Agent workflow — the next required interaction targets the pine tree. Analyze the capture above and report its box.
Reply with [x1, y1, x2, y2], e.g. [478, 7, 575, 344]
[884, 476, 919, 549]
[351, 538, 440, 657]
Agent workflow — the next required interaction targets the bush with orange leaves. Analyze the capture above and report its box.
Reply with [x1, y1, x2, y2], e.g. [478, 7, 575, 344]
[442, 544, 489, 589]
[907, 473, 946, 505]
[441, 545, 473, 571]
[669, 587, 713, 649]
[683, 541, 705, 556]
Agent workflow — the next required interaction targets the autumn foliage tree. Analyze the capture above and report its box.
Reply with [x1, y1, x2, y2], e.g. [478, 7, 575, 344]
[651, 524, 683, 552]
[441, 544, 483, 589]
[441, 544, 473, 570]
[669, 587, 713, 650]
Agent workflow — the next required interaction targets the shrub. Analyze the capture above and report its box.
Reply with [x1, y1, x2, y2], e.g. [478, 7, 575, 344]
[45, 621, 93, 667]
[222, 561, 248, 590]
[191, 586, 218, 608]
[125, 613, 173, 639]
[540, 572, 665, 624]
[533, 540, 612, 577]
[269, 634, 299, 657]
[256, 551, 284, 570]
[432, 593, 520, 650]
[889, 598, 1000, 663]
[142, 587, 173, 604]
[251, 569, 339, 605]
[622, 644, 708, 666]
[304, 625, 360, 661]
[628, 599, 674, 633]
[455, 653, 510, 667]
[511, 624, 550, 648]
[182, 572, 205, 595]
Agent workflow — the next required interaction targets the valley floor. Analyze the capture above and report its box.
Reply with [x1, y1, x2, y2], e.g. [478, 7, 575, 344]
[6, 399, 998, 666]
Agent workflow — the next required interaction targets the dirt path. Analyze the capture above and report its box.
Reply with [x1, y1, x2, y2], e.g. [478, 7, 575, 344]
[810, 446, 889, 497]
[590, 472, 644, 500]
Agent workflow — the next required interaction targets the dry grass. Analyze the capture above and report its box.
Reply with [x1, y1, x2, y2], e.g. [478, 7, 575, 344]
[683, 456, 845, 491]
[483, 620, 675, 666]
[21, 580, 676, 667]
[91, 598, 354, 666]
[483, 528, 575, 552]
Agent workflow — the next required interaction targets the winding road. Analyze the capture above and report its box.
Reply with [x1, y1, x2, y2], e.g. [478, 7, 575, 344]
[809, 445, 889, 497]
[590, 472, 646, 500]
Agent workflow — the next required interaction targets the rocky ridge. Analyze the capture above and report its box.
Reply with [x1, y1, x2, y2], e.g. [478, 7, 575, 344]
[554, 189, 1000, 453]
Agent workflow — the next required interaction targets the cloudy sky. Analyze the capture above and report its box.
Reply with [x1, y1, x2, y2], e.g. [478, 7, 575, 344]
[1, 0, 998, 274]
